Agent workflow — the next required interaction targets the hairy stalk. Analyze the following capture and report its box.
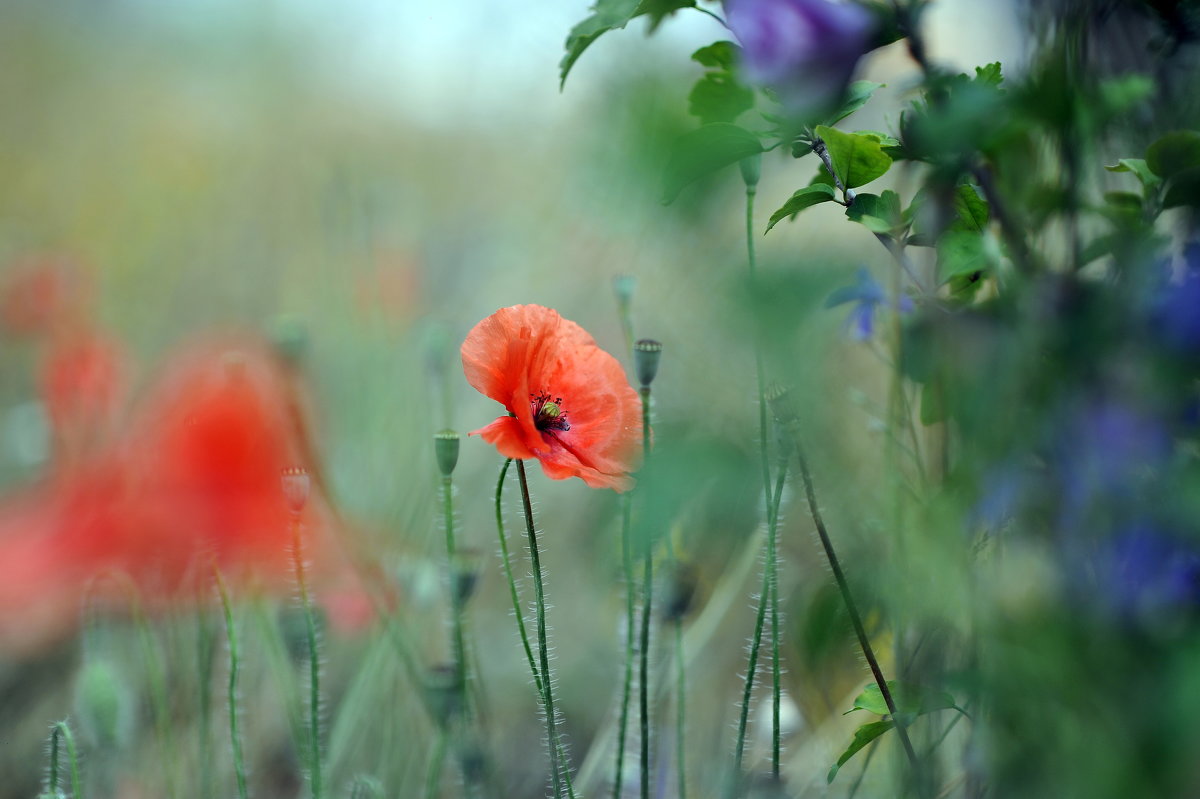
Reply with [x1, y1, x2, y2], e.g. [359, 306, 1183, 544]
[732, 460, 789, 778]
[638, 384, 654, 799]
[613, 496, 635, 799]
[292, 518, 324, 799]
[516, 459, 564, 798]
[214, 567, 249, 799]
[497, 458, 577, 799]
[443, 474, 469, 707]
[743, 172, 776, 534]
[47, 720, 83, 799]
[674, 620, 688, 799]
[769, 544, 782, 777]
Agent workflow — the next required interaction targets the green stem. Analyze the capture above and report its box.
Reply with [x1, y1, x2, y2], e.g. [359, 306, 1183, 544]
[423, 731, 449, 799]
[638, 384, 654, 799]
[443, 475, 469, 705]
[198, 614, 216, 799]
[674, 621, 688, 799]
[744, 181, 776, 534]
[214, 567, 249, 799]
[613, 496, 635, 799]
[516, 459, 564, 799]
[732, 460, 788, 778]
[292, 518, 324, 799]
[770, 540, 782, 778]
[47, 720, 83, 799]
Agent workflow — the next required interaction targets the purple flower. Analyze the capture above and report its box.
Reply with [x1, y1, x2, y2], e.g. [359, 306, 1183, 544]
[825, 267, 913, 339]
[1098, 526, 1200, 620]
[724, 0, 874, 117]
[1150, 241, 1200, 353]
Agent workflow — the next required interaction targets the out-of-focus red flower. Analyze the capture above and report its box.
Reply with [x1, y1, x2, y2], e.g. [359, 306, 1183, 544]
[0, 254, 91, 336]
[0, 335, 379, 653]
[40, 329, 127, 465]
[461, 304, 642, 491]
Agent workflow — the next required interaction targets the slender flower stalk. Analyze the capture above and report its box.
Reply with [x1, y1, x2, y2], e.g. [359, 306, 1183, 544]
[197, 614, 216, 799]
[213, 566, 249, 799]
[674, 620, 688, 799]
[515, 458, 564, 798]
[612, 495, 635, 799]
[423, 731, 449, 799]
[283, 468, 323, 799]
[633, 339, 660, 799]
[435, 432, 470, 708]
[46, 719, 83, 799]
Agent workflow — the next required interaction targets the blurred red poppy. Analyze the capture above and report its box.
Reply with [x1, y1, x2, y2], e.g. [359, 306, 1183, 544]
[461, 304, 641, 491]
[0, 254, 91, 336]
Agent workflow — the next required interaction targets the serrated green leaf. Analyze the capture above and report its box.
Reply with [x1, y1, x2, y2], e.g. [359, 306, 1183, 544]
[765, 184, 838, 232]
[847, 190, 903, 234]
[814, 125, 892, 189]
[1163, 166, 1200, 208]
[560, 0, 642, 88]
[1146, 130, 1200, 179]
[661, 123, 763, 204]
[1105, 158, 1161, 190]
[691, 40, 738, 70]
[827, 720, 894, 784]
[951, 184, 989, 232]
[973, 62, 1004, 86]
[688, 72, 755, 125]
[825, 81, 885, 125]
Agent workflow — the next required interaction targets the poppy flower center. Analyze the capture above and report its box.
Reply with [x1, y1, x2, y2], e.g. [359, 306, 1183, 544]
[530, 392, 570, 432]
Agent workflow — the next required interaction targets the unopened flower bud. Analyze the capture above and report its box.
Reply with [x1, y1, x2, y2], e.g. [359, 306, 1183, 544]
[451, 547, 482, 605]
[740, 153, 762, 188]
[661, 560, 699, 623]
[434, 430, 460, 477]
[281, 467, 312, 514]
[613, 275, 636, 310]
[634, 339, 663, 387]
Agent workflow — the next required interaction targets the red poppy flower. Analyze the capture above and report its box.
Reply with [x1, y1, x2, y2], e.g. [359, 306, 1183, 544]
[461, 304, 642, 491]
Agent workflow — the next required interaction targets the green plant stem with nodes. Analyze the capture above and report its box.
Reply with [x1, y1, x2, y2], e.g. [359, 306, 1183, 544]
[495, 459, 577, 799]
[213, 567, 249, 799]
[637, 384, 654, 799]
[291, 517, 324, 799]
[732, 457, 788, 779]
[613, 495, 635, 799]
[515, 458, 565, 799]
[46, 719, 83, 799]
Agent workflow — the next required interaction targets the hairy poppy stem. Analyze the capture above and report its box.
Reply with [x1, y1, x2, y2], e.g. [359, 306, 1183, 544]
[674, 620, 688, 799]
[442, 474, 469, 708]
[423, 730, 449, 799]
[732, 458, 788, 781]
[516, 458, 565, 798]
[46, 719, 83, 799]
[291, 517, 324, 799]
[638, 384, 653, 799]
[496, 458, 577, 799]
[613, 495, 635, 799]
[214, 567, 249, 799]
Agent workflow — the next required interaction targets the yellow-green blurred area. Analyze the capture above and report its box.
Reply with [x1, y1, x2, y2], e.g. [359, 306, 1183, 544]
[0, 1, 1034, 797]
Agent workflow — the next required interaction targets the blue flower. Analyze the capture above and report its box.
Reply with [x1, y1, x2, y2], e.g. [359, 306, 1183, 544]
[1098, 525, 1200, 620]
[824, 267, 913, 339]
[725, 0, 874, 118]
[1150, 241, 1200, 353]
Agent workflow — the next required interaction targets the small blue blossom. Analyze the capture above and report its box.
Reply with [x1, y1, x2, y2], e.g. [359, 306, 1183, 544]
[724, 0, 874, 118]
[1097, 525, 1200, 620]
[1150, 241, 1200, 353]
[825, 267, 913, 339]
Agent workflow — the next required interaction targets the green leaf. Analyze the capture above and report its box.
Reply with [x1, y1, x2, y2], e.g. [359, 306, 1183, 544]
[951, 184, 989, 232]
[1146, 130, 1200, 179]
[845, 681, 959, 718]
[560, 0, 642, 89]
[827, 720, 894, 783]
[847, 190, 903, 235]
[691, 40, 738, 70]
[825, 81, 885, 125]
[637, 0, 695, 31]
[1098, 75, 1154, 115]
[973, 62, 1004, 87]
[814, 125, 892, 189]
[1163, 166, 1200, 209]
[765, 184, 838, 232]
[661, 124, 763, 204]
[937, 230, 988, 281]
[1105, 158, 1161, 190]
[853, 130, 901, 148]
[688, 72, 755, 125]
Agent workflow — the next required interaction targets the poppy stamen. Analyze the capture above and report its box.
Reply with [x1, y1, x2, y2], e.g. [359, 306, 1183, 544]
[530, 392, 570, 432]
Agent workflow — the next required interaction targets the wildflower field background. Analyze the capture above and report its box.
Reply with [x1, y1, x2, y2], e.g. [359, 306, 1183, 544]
[3, 0, 1200, 797]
